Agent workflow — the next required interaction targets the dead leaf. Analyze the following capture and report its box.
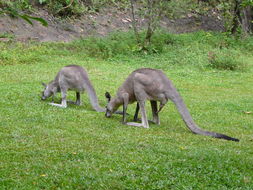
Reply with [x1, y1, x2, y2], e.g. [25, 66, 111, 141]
[244, 176, 251, 183]
[122, 19, 129, 23]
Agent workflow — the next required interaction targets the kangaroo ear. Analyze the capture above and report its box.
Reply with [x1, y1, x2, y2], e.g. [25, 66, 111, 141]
[42, 82, 47, 87]
[105, 92, 111, 102]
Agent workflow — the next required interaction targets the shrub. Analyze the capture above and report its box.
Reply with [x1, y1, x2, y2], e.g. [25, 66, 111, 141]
[208, 49, 247, 71]
[70, 31, 174, 59]
[0, 0, 32, 11]
[0, 43, 46, 65]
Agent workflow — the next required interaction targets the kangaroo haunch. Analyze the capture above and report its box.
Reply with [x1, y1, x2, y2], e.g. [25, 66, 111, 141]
[41, 65, 104, 112]
[105, 68, 239, 142]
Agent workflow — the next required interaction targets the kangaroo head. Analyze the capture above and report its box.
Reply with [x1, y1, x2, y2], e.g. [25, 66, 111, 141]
[41, 82, 55, 100]
[105, 92, 126, 116]
[105, 92, 122, 117]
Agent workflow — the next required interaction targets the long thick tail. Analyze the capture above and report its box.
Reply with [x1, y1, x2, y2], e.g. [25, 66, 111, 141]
[169, 91, 239, 142]
[85, 80, 105, 112]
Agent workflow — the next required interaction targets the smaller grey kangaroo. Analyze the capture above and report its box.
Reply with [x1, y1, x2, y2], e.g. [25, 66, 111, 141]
[105, 68, 239, 142]
[41, 65, 104, 112]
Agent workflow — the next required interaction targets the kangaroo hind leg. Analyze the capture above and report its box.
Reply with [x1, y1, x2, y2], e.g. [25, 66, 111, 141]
[126, 100, 149, 128]
[132, 102, 158, 125]
[66, 92, 81, 106]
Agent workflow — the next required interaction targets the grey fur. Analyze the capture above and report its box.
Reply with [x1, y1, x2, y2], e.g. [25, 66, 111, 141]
[105, 68, 239, 142]
[42, 65, 104, 112]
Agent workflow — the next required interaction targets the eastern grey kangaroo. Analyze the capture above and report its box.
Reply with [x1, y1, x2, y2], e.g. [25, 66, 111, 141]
[41, 65, 104, 112]
[105, 68, 239, 142]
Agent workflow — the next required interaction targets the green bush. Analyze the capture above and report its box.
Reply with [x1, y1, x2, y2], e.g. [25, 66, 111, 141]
[0, 32, 15, 39]
[70, 31, 175, 59]
[34, 0, 86, 17]
[208, 49, 247, 71]
[0, 43, 46, 65]
[0, 0, 130, 17]
[0, 0, 31, 11]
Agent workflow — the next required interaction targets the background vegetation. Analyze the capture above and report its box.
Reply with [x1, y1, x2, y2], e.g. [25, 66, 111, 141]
[0, 0, 252, 34]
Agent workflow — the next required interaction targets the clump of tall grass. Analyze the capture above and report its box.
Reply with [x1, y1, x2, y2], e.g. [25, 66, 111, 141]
[207, 49, 247, 71]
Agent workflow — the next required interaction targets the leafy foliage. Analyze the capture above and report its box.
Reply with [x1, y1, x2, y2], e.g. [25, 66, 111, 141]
[67, 31, 174, 59]
[0, 8, 48, 26]
[0, 0, 252, 36]
[0, 1, 48, 26]
[3, 0, 128, 17]
[241, 0, 253, 7]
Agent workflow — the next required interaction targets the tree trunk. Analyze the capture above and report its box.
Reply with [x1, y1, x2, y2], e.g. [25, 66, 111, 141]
[241, 6, 253, 34]
[130, 0, 141, 44]
[144, 0, 153, 46]
[231, 0, 253, 35]
[231, 0, 241, 34]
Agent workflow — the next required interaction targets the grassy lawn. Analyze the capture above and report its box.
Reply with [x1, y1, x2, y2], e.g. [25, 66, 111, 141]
[0, 32, 253, 189]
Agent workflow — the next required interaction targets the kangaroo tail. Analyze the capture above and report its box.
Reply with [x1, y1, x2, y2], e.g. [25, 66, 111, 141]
[169, 90, 239, 142]
[85, 80, 105, 112]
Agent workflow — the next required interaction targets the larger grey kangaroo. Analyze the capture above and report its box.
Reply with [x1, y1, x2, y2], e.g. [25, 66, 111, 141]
[105, 68, 239, 142]
[41, 65, 104, 112]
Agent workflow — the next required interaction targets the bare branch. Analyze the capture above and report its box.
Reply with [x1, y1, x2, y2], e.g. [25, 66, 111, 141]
[130, 0, 141, 44]
[56, 0, 75, 14]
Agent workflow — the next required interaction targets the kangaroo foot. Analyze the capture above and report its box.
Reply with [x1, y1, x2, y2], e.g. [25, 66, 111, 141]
[133, 118, 159, 125]
[125, 122, 149, 128]
[49, 103, 67, 108]
[67, 100, 81, 106]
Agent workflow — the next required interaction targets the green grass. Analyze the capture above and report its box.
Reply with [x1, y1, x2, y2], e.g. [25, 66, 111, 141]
[0, 32, 253, 189]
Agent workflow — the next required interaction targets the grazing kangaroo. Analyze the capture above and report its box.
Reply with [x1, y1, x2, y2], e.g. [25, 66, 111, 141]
[105, 68, 239, 142]
[41, 65, 104, 112]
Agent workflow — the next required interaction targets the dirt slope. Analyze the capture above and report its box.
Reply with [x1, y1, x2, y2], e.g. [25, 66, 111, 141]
[0, 8, 224, 42]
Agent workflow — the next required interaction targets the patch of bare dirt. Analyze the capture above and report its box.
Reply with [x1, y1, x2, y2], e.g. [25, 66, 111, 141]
[0, 7, 224, 42]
